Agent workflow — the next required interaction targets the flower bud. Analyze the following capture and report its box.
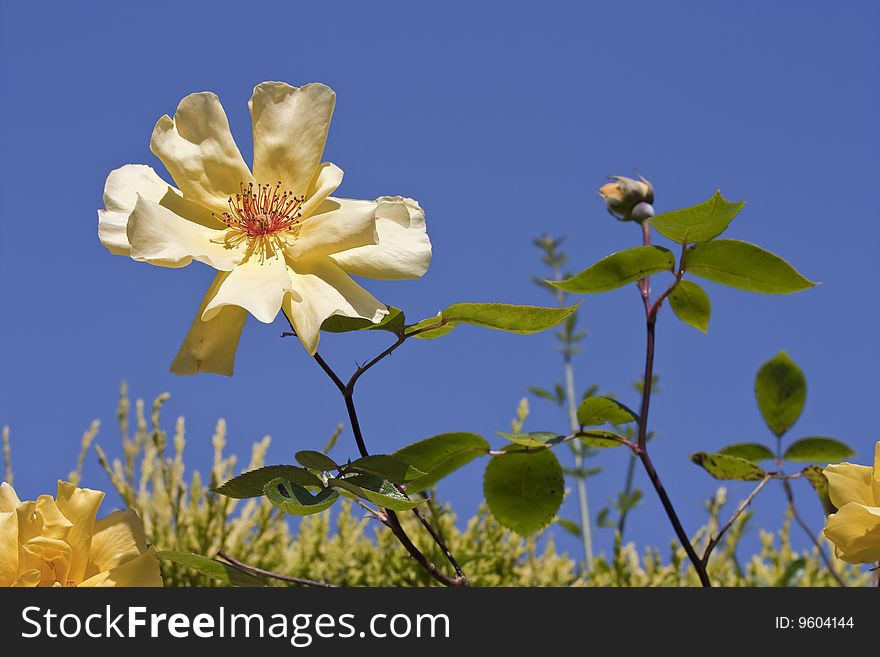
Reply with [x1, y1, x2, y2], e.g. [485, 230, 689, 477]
[598, 175, 654, 221]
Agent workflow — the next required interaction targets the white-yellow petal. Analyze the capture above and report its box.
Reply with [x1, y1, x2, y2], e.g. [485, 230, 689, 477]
[299, 162, 344, 219]
[203, 255, 291, 324]
[127, 196, 243, 270]
[284, 259, 388, 354]
[80, 548, 163, 588]
[54, 481, 105, 584]
[331, 196, 431, 280]
[823, 502, 880, 564]
[151, 92, 254, 212]
[98, 164, 173, 256]
[288, 197, 378, 262]
[824, 462, 875, 509]
[171, 273, 248, 376]
[250, 81, 336, 197]
[872, 441, 880, 503]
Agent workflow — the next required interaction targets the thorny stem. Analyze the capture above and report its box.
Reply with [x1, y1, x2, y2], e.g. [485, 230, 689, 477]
[633, 221, 713, 587]
[774, 440, 847, 587]
[701, 474, 772, 565]
[307, 321, 468, 587]
[553, 263, 594, 573]
[216, 551, 336, 587]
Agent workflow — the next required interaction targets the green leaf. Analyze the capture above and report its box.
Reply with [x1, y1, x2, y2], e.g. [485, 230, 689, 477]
[650, 191, 745, 243]
[528, 386, 564, 406]
[684, 240, 816, 294]
[755, 350, 806, 438]
[556, 518, 582, 537]
[484, 445, 564, 536]
[690, 452, 767, 481]
[157, 551, 265, 587]
[578, 430, 628, 449]
[346, 455, 427, 483]
[718, 443, 776, 463]
[549, 246, 675, 294]
[321, 307, 405, 334]
[294, 450, 339, 472]
[801, 465, 836, 515]
[329, 475, 424, 511]
[212, 465, 324, 498]
[576, 396, 638, 427]
[783, 437, 855, 463]
[668, 279, 711, 333]
[393, 432, 490, 491]
[498, 431, 565, 447]
[264, 478, 340, 516]
[406, 302, 578, 340]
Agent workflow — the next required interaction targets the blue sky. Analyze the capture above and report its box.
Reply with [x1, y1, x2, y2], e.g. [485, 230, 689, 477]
[1, 1, 878, 569]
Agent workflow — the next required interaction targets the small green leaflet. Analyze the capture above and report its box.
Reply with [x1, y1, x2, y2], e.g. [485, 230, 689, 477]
[718, 443, 776, 463]
[755, 351, 806, 438]
[498, 432, 565, 447]
[212, 465, 324, 498]
[321, 307, 405, 334]
[650, 191, 745, 243]
[406, 302, 578, 340]
[294, 450, 339, 471]
[783, 437, 855, 463]
[157, 551, 265, 587]
[578, 430, 628, 449]
[264, 478, 340, 516]
[329, 475, 424, 511]
[690, 452, 767, 481]
[684, 240, 816, 294]
[801, 465, 836, 515]
[668, 279, 711, 333]
[484, 445, 564, 537]
[576, 396, 638, 427]
[393, 432, 490, 491]
[549, 246, 675, 294]
[346, 455, 427, 484]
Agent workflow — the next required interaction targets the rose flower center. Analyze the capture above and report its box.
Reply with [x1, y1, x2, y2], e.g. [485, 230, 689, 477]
[215, 182, 305, 262]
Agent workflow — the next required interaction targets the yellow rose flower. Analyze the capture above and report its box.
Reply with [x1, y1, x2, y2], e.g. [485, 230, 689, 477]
[822, 441, 880, 564]
[98, 81, 432, 375]
[0, 481, 162, 587]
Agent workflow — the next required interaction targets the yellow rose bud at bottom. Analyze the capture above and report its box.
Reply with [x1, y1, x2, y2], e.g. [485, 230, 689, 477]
[0, 480, 163, 587]
[822, 442, 880, 564]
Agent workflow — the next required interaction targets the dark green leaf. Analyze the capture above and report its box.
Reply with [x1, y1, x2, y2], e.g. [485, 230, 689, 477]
[294, 450, 339, 472]
[393, 432, 490, 491]
[498, 431, 565, 447]
[577, 396, 638, 427]
[578, 430, 628, 449]
[596, 507, 615, 528]
[347, 455, 427, 483]
[685, 240, 816, 294]
[321, 307, 405, 334]
[264, 478, 340, 516]
[650, 191, 745, 243]
[801, 465, 836, 515]
[484, 445, 564, 536]
[213, 465, 324, 498]
[407, 302, 579, 340]
[690, 452, 767, 481]
[329, 475, 424, 511]
[784, 437, 855, 463]
[528, 386, 564, 406]
[668, 279, 711, 333]
[718, 443, 776, 463]
[550, 246, 675, 294]
[755, 351, 806, 438]
[157, 551, 265, 587]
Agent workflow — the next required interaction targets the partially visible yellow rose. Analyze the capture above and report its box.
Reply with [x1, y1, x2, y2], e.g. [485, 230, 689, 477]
[822, 441, 880, 564]
[0, 481, 162, 587]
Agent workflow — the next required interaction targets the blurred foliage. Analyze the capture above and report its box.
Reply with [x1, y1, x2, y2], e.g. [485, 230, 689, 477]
[1, 387, 871, 587]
